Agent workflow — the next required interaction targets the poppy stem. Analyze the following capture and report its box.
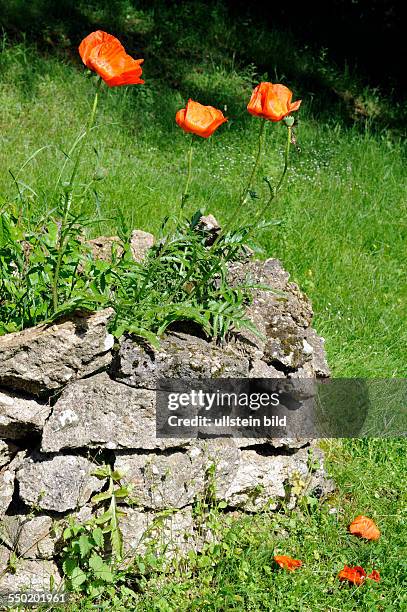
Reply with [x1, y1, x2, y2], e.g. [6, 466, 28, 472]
[207, 117, 267, 254]
[253, 124, 292, 224]
[51, 76, 102, 313]
[181, 135, 194, 209]
[239, 117, 266, 207]
[67, 76, 103, 199]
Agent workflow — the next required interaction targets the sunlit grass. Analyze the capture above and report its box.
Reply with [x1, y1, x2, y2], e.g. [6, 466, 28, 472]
[1, 41, 405, 376]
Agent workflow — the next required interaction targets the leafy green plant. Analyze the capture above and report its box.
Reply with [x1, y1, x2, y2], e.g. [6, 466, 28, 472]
[60, 465, 132, 596]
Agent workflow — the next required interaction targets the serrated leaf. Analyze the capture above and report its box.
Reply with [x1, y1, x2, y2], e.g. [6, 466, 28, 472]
[92, 527, 104, 549]
[92, 465, 111, 479]
[91, 490, 113, 504]
[89, 554, 114, 583]
[70, 566, 87, 589]
[78, 534, 93, 558]
[62, 557, 78, 577]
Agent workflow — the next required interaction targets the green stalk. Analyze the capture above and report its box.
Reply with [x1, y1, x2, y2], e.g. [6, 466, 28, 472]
[51, 77, 102, 313]
[181, 134, 194, 209]
[207, 118, 267, 254]
[252, 124, 292, 226]
[239, 117, 267, 207]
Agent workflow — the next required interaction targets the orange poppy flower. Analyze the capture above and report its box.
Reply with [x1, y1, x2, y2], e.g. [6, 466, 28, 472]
[368, 570, 380, 582]
[349, 515, 380, 541]
[247, 82, 301, 122]
[274, 555, 302, 571]
[176, 99, 227, 138]
[338, 565, 366, 585]
[79, 30, 144, 87]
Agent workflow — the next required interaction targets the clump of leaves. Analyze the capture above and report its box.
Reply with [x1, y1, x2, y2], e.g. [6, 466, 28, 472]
[61, 465, 131, 597]
[0, 206, 113, 334]
[109, 211, 265, 345]
[1, 202, 270, 345]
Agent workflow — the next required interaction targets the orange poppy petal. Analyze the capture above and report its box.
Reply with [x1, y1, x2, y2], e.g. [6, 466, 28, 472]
[79, 31, 123, 68]
[349, 516, 380, 541]
[368, 570, 380, 582]
[247, 82, 301, 122]
[274, 555, 302, 571]
[247, 83, 266, 117]
[176, 99, 227, 138]
[338, 565, 366, 585]
[289, 99, 302, 113]
[79, 31, 144, 87]
[176, 108, 187, 129]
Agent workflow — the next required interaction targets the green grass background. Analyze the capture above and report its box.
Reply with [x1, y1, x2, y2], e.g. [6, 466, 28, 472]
[0, 2, 406, 609]
[0, 16, 405, 377]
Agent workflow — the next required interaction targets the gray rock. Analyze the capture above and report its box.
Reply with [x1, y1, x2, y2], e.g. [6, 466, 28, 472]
[228, 259, 314, 372]
[113, 331, 250, 389]
[0, 545, 9, 573]
[41, 372, 185, 452]
[196, 214, 221, 245]
[0, 309, 115, 396]
[115, 440, 240, 510]
[0, 441, 18, 468]
[16, 454, 104, 513]
[0, 515, 56, 559]
[130, 230, 155, 262]
[87, 235, 124, 261]
[115, 440, 328, 513]
[0, 390, 51, 439]
[120, 506, 196, 559]
[305, 328, 330, 377]
[0, 557, 61, 593]
[0, 451, 26, 517]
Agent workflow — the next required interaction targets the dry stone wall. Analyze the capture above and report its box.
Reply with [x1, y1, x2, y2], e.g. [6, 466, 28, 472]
[0, 256, 333, 592]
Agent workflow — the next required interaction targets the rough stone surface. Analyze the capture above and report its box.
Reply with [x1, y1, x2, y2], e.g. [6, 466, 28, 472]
[0, 515, 56, 559]
[0, 309, 115, 396]
[0, 440, 18, 468]
[115, 440, 240, 511]
[0, 557, 61, 593]
[227, 259, 327, 376]
[87, 235, 124, 261]
[0, 451, 26, 517]
[113, 331, 250, 388]
[130, 230, 155, 262]
[120, 506, 196, 558]
[16, 454, 104, 513]
[0, 390, 51, 439]
[41, 372, 184, 452]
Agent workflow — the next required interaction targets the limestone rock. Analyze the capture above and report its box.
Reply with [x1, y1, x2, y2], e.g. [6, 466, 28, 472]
[41, 372, 184, 452]
[113, 331, 250, 388]
[130, 230, 154, 262]
[0, 515, 56, 559]
[0, 390, 51, 439]
[114, 440, 328, 513]
[16, 454, 104, 513]
[0, 451, 26, 517]
[0, 309, 115, 396]
[87, 235, 124, 261]
[0, 441, 18, 468]
[228, 259, 315, 373]
[305, 328, 330, 377]
[115, 440, 239, 510]
[196, 214, 221, 245]
[0, 556, 61, 593]
[120, 506, 196, 558]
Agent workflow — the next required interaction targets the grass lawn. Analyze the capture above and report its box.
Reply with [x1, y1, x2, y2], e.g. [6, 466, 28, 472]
[0, 2, 406, 609]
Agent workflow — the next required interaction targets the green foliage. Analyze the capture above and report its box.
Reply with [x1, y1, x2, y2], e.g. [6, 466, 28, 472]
[0, 205, 113, 334]
[0, 200, 265, 342]
[57, 439, 405, 611]
[60, 465, 132, 597]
